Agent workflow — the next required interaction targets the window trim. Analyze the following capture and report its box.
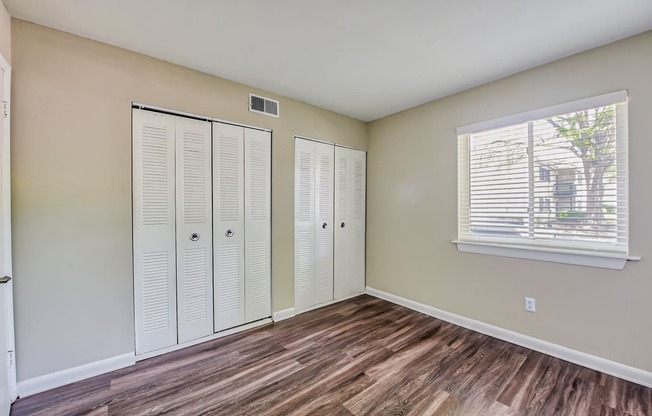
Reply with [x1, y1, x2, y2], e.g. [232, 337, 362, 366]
[453, 240, 640, 270]
[457, 90, 628, 136]
[455, 90, 640, 269]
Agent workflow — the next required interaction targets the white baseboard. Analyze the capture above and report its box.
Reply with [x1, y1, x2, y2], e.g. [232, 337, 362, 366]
[17, 318, 277, 397]
[272, 308, 296, 322]
[365, 287, 652, 388]
[17, 352, 136, 398]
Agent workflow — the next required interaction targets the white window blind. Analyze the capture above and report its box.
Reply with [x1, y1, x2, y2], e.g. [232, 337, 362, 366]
[457, 91, 629, 255]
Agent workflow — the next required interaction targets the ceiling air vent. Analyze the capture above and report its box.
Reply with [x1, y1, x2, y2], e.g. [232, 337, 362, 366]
[249, 94, 279, 118]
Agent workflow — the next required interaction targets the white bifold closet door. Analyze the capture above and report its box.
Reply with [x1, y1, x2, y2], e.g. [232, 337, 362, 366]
[334, 146, 366, 299]
[133, 109, 213, 355]
[175, 117, 214, 343]
[213, 123, 271, 331]
[133, 110, 177, 355]
[294, 138, 334, 312]
[244, 128, 272, 322]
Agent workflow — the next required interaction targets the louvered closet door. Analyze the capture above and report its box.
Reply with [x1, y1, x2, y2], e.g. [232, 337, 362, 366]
[213, 123, 245, 331]
[294, 138, 334, 312]
[176, 117, 213, 343]
[244, 128, 271, 322]
[133, 109, 177, 355]
[334, 147, 366, 299]
[314, 142, 334, 304]
[294, 139, 316, 312]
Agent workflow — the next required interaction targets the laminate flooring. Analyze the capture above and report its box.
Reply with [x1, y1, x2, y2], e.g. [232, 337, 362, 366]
[11, 295, 652, 416]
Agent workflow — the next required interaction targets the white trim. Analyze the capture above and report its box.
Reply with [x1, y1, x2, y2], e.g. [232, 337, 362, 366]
[294, 135, 366, 153]
[294, 135, 332, 146]
[272, 308, 296, 322]
[17, 353, 136, 398]
[135, 318, 273, 361]
[18, 317, 275, 397]
[457, 90, 628, 135]
[453, 240, 640, 270]
[131, 102, 273, 133]
[0, 52, 16, 403]
[295, 292, 365, 315]
[365, 287, 652, 388]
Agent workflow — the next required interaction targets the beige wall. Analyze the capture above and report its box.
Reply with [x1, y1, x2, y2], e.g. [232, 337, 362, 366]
[0, 0, 9, 63]
[11, 20, 367, 381]
[367, 31, 652, 372]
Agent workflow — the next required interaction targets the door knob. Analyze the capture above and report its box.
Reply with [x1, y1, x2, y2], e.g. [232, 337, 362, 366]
[190, 233, 200, 242]
[341, 222, 346, 228]
[0, 276, 11, 284]
[322, 223, 327, 229]
[225, 229, 235, 237]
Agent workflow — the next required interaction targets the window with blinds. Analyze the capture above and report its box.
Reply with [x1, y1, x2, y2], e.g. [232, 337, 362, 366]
[457, 91, 629, 255]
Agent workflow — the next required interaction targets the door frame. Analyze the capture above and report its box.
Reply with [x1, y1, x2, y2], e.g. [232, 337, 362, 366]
[0, 51, 17, 402]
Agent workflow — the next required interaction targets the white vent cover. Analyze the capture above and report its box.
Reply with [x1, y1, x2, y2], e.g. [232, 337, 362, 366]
[249, 94, 279, 118]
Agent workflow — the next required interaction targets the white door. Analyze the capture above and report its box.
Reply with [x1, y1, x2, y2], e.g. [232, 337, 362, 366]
[244, 128, 271, 322]
[213, 123, 245, 331]
[133, 109, 178, 355]
[334, 147, 366, 299]
[314, 143, 334, 304]
[294, 138, 316, 312]
[294, 138, 334, 312]
[175, 117, 213, 343]
[0, 54, 15, 416]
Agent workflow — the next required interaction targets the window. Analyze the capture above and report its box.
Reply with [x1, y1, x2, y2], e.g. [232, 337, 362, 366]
[539, 167, 550, 182]
[456, 91, 636, 269]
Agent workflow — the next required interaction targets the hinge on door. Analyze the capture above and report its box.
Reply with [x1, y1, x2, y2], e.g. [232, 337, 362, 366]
[8, 350, 14, 366]
[2, 101, 7, 118]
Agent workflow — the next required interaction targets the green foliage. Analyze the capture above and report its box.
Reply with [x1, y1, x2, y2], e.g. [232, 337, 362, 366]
[548, 107, 616, 164]
[547, 106, 617, 223]
[558, 210, 586, 219]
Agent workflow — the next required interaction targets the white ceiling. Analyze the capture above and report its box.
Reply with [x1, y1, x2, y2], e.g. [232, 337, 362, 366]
[5, 0, 652, 121]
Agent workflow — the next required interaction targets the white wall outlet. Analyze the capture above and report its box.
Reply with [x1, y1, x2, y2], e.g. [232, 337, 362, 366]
[525, 297, 536, 313]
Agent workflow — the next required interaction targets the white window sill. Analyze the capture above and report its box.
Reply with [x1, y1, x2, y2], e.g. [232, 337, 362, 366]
[452, 240, 641, 270]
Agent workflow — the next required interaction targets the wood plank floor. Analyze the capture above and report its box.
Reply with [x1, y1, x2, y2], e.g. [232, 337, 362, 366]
[11, 295, 652, 416]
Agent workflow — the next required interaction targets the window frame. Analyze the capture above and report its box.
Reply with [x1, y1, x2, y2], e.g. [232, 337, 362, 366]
[454, 91, 640, 270]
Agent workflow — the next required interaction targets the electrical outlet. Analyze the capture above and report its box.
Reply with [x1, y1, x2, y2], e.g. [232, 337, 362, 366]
[525, 297, 536, 313]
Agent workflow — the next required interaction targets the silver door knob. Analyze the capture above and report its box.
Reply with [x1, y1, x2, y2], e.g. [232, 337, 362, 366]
[225, 229, 235, 237]
[190, 233, 200, 242]
[322, 223, 327, 229]
[0, 276, 11, 284]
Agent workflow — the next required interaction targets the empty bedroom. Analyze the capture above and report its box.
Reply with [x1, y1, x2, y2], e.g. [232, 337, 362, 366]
[0, 1, 651, 415]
